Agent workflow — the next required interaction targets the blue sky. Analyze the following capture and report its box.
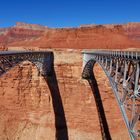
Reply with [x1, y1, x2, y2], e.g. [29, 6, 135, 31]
[0, 0, 140, 27]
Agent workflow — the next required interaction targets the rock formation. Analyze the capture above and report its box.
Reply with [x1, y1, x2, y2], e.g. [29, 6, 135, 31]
[0, 22, 140, 49]
[15, 22, 48, 30]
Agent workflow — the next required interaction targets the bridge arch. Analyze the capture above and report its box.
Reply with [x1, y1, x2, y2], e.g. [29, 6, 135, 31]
[82, 50, 140, 140]
[0, 51, 54, 77]
[0, 51, 68, 140]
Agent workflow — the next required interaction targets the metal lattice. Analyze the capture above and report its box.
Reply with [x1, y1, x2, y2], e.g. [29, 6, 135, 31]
[82, 50, 140, 140]
[0, 51, 54, 77]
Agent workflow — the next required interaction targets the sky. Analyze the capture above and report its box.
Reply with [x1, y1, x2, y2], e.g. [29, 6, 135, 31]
[0, 0, 140, 28]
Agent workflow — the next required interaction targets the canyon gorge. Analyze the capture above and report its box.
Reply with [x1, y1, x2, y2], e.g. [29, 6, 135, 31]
[0, 22, 140, 140]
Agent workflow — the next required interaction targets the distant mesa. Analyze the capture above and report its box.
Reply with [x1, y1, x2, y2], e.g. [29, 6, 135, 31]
[0, 21, 140, 50]
[15, 22, 48, 30]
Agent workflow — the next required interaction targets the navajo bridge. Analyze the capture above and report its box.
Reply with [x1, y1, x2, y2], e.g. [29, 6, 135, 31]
[0, 50, 140, 140]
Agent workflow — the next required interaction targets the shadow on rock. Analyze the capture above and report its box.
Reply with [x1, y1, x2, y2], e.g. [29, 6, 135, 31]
[44, 67, 69, 140]
[88, 73, 112, 140]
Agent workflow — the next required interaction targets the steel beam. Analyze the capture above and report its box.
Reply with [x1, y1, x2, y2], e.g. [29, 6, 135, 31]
[82, 50, 140, 140]
[0, 51, 53, 77]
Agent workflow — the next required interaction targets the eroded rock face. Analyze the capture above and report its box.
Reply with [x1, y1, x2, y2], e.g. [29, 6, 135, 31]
[0, 22, 47, 45]
[0, 28, 45, 45]
[0, 49, 129, 140]
[15, 22, 48, 30]
[123, 22, 140, 41]
[9, 26, 139, 49]
[105, 22, 140, 41]
[0, 22, 140, 49]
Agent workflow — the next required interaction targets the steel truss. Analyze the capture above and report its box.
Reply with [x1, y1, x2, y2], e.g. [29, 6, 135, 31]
[82, 50, 140, 140]
[0, 51, 53, 77]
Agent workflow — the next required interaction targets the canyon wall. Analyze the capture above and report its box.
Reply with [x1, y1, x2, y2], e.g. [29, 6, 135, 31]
[9, 24, 139, 49]
[0, 48, 129, 140]
[0, 22, 140, 49]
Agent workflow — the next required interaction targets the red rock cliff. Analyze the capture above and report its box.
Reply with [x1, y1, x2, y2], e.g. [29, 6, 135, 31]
[0, 22, 139, 49]
[0, 22, 48, 46]
[15, 22, 48, 30]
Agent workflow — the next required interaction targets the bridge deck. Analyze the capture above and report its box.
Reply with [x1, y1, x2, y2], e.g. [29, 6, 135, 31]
[82, 50, 140, 60]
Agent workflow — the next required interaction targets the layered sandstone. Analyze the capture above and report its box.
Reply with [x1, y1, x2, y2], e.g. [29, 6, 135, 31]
[15, 22, 48, 30]
[9, 25, 139, 49]
[71, 22, 140, 42]
[0, 22, 139, 49]
[0, 22, 48, 45]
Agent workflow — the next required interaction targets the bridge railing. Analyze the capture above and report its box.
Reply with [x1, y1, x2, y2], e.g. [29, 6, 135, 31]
[0, 51, 52, 56]
[82, 50, 140, 60]
[0, 51, 53, 76]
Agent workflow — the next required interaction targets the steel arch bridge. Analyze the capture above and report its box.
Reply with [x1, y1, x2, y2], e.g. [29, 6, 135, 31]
[0, 51, 69, 140]
[0, 51, 53, 77]
[82, 50, 140, 140]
